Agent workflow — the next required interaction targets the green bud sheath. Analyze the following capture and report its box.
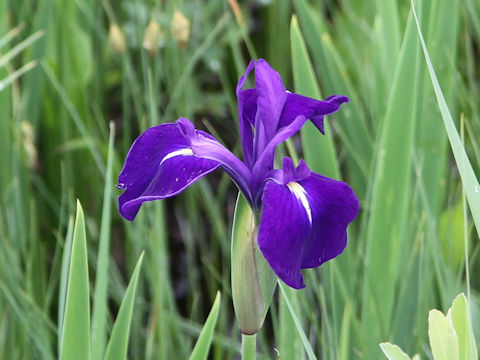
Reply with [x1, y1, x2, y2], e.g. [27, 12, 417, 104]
[231, 193, 277, 335]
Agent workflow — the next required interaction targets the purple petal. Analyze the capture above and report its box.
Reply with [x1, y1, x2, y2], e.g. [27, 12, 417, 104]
[254, 59, 287, 149]
[279, 93, 349, 134]
[257, 179, 311, 289]
[257, 158, 359, 289]
[236, 61, 256, 168]
[298, 173, 359, 269]
[251, 115, 308, 202]
[118, 119, 253, 220]
[118, 123, 220, 220]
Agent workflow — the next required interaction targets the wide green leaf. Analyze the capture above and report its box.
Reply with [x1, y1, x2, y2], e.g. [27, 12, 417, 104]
[380, 342, 411, 360]
[188, 291, 221, 360]
[103, 252, 144, 360]
[290, 14, 339, 179]
[361, 4, 421, 357]
[428, 309, 459, 360]
[59, 201, 90, 360]
[447, 294, 478, 360]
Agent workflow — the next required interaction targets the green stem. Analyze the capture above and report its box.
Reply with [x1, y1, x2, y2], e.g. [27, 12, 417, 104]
[241, 334, 256, 360]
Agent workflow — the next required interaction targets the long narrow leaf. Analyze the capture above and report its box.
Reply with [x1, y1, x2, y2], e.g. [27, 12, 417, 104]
[412, 1, 480, 237]
[361, 4, 421, 357]
[188, 291, 221, 360]
[279, 282, 317, 360]
[103, 252, 145, 360]
[59, 201, 90, 360]
[91, 123, 115, 360]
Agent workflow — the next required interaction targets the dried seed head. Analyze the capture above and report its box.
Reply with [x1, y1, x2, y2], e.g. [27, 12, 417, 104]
[171, 10, 190, 46]
[21, 121, 38, 170]
[109, 23, 126, 53]
[143, 19, 165, 56]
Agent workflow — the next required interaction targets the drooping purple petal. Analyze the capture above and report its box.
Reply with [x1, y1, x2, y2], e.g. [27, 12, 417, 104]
[118, 119, 253, 220]
[257, 177, 311, 289]
[254, 59, 287, 152]
[279, 93, 349, 134]
[118, 123, 220, 220]
[298, 172, 359, 269]
[257, 157, 359, 289]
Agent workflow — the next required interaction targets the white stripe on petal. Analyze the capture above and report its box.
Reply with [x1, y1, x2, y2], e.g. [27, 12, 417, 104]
[160, 148, 194, 165]
[287, 181, 312, 224]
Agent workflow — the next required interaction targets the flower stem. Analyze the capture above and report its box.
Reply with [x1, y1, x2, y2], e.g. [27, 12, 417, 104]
[241, 334, 256, 360]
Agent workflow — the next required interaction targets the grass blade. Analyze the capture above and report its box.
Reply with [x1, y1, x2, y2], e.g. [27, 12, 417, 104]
[91, 123, 115, 360]
[412, 1, 480, 237]
[278, 281, 317, 360]
[188, 291, 221, 360]
[103, 252, 145, 360]
[59, 201, 90, 360]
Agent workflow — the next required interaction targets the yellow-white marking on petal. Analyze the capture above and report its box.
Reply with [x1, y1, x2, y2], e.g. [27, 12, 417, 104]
[287, 181, 312, 224]
[160, 148, 194, 165]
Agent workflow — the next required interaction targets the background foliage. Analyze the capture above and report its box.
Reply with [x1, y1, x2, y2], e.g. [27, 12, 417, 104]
[0, 0, 479, 358]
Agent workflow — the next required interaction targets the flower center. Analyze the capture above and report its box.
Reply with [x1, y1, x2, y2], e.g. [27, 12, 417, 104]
[287, 181, 312, 224]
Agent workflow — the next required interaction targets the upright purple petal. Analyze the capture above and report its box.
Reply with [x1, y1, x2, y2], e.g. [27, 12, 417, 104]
[257, 158, 359, 289]
[118, 119, 253, 220]
[251, 115, 308, 202]
[254, 59, 287, 152]
[279, 93, 349, 134]
[236, 60, 256, 168]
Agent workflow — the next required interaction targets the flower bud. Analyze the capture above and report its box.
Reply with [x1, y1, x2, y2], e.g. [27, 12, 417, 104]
[143, 19, 165, 56]
[109, 23, 126, 53]
[171, 10, 190, 47]
[231, 193, 277, 334]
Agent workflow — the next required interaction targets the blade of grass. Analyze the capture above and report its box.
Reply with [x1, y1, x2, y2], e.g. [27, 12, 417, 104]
[91, 122, 115, 360]
[103, 252, 145, 360]
[189, 291, 221, 360]
[412, 1, 480, 237]
[59, 201, 90, 360]
[278, 281, 317, 360]
[0, 30, 43, 68]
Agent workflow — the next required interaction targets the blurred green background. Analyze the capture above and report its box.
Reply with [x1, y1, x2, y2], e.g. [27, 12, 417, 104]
[0, 0, 479, 358]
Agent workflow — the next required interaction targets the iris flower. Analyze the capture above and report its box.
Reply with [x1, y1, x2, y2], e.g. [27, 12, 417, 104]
[118, 59, 359, 289]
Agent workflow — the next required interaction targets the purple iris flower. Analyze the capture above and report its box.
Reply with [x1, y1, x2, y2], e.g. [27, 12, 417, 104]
[117, 59, 359, 289]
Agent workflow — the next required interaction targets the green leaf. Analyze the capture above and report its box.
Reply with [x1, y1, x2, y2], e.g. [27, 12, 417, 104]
[103, 252, 145, 360]
[428, 309, 459, 360]
[290, 14, 339, 179]
[361, 4, 421, 356]
[412, 1, 480, 238]
[380, 342, 411, 360]
[188, 291, 221, 360]
[278, 281, 317, 360]
[447, 294, 478, 360]
[59, 201, 91, 360]
[91, 123, 116, 360]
